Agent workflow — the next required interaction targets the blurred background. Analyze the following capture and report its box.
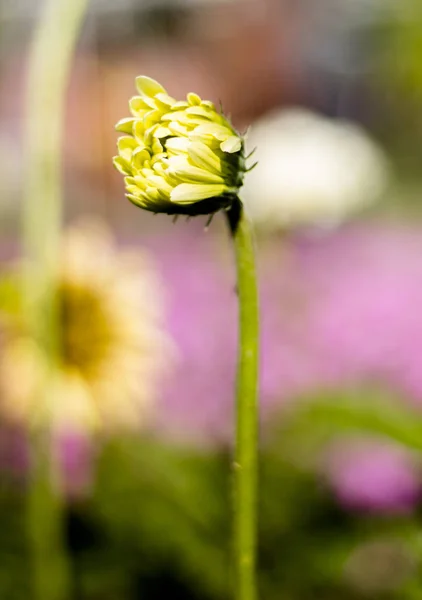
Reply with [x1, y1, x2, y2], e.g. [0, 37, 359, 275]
[2, 0, 422, 598]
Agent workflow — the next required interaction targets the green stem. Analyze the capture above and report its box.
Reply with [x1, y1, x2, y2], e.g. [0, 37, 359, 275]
[27, 434, 71, 600]
[23, 0, 89, 598]
[226, 199, 260, 600]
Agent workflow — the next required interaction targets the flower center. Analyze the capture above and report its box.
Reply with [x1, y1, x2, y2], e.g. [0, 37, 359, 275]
[59, 282, 112, 376]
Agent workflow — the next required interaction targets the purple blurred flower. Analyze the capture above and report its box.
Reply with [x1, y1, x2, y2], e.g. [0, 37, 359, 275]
[55, 431, 95, 499]
[143, 223, 238, 444]
[144, 221, 422, 445]
[294, 224, 422, 398]
[325, 440, 420, 513]
[4, 218, 422, 506]
[245, 222, 422, 410]
[144, 222, 337, 444]
[0, 425, 94, 498]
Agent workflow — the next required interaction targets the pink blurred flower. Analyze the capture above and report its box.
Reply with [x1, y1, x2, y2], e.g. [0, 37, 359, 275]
[146, 220, 422, 444]
[325, 440, 420, 513]
[296, 224, 422, 398]
[143, 223, 237, 444]
[55, 431, 95, 499]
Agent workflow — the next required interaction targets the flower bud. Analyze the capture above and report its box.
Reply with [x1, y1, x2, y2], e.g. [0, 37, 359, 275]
[113, 76, 246, 216]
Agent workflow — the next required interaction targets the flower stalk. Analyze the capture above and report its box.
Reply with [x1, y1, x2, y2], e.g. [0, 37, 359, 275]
[23, 0, 89, 598]
[227, 199, 259, 600]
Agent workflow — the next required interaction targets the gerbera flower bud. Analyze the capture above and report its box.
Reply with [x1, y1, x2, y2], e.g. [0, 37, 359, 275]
[113, 76, 246, 216]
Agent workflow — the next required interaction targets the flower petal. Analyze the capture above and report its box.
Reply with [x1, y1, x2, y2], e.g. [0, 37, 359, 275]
[186, 106, 216, 120]
[133, 121, 146, 144]
[169, 160, 224, 184]
[132, 147, 150, 170]
[187, 92, 202, 106]
[168, 121, 190, 138]
[117, 137, 138, 162]
[194, 123, 233, 141]
[154, 93, 176, 108]
[153, 125, 172, 139]
[129, 96, 153, 115]
[172, 100, 189, 110]
[170, 183, 226, 203]
[161, 110, 190, 123]
[115, 118, 135, 134]
[126, 193, 148, 209]
[145, 174, 172, 195]
[113, 156, 132, 176]
[188, 141, 222, 175]
[220, 135, 242, 153]
[143, 109, 163, 129]
[165, 137, 190, 155]
[135, 76, 167, 97]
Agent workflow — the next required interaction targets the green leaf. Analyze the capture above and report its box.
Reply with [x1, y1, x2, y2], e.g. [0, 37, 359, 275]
[280, 391, 422, 453]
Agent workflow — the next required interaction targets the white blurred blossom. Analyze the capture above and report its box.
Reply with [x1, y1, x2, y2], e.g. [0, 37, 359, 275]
[242, 108, 390, 230]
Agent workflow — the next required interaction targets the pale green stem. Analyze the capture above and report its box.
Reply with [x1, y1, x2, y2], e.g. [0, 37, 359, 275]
[23, 0, 89, 598]
[27, 433, 71, 600]
[226, 199, 260, 600]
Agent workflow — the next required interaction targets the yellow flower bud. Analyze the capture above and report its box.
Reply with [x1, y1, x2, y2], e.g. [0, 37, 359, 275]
[113, 76, 246, 217]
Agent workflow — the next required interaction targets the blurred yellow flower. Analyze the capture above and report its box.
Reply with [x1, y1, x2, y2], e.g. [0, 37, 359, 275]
[113, 76, 246, 217]
[0, 220, 173, 433]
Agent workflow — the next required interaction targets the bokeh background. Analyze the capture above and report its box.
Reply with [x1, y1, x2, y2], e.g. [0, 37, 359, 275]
[2, 0, 422, 598]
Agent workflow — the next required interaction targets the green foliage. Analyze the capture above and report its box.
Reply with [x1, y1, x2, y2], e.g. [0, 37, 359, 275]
[1, 391, 422, 598]
[88, 436, 231, 599]
[277, 390, 422, 455]
[382, 1, 422, 96]
[0, 486, 30, 599]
